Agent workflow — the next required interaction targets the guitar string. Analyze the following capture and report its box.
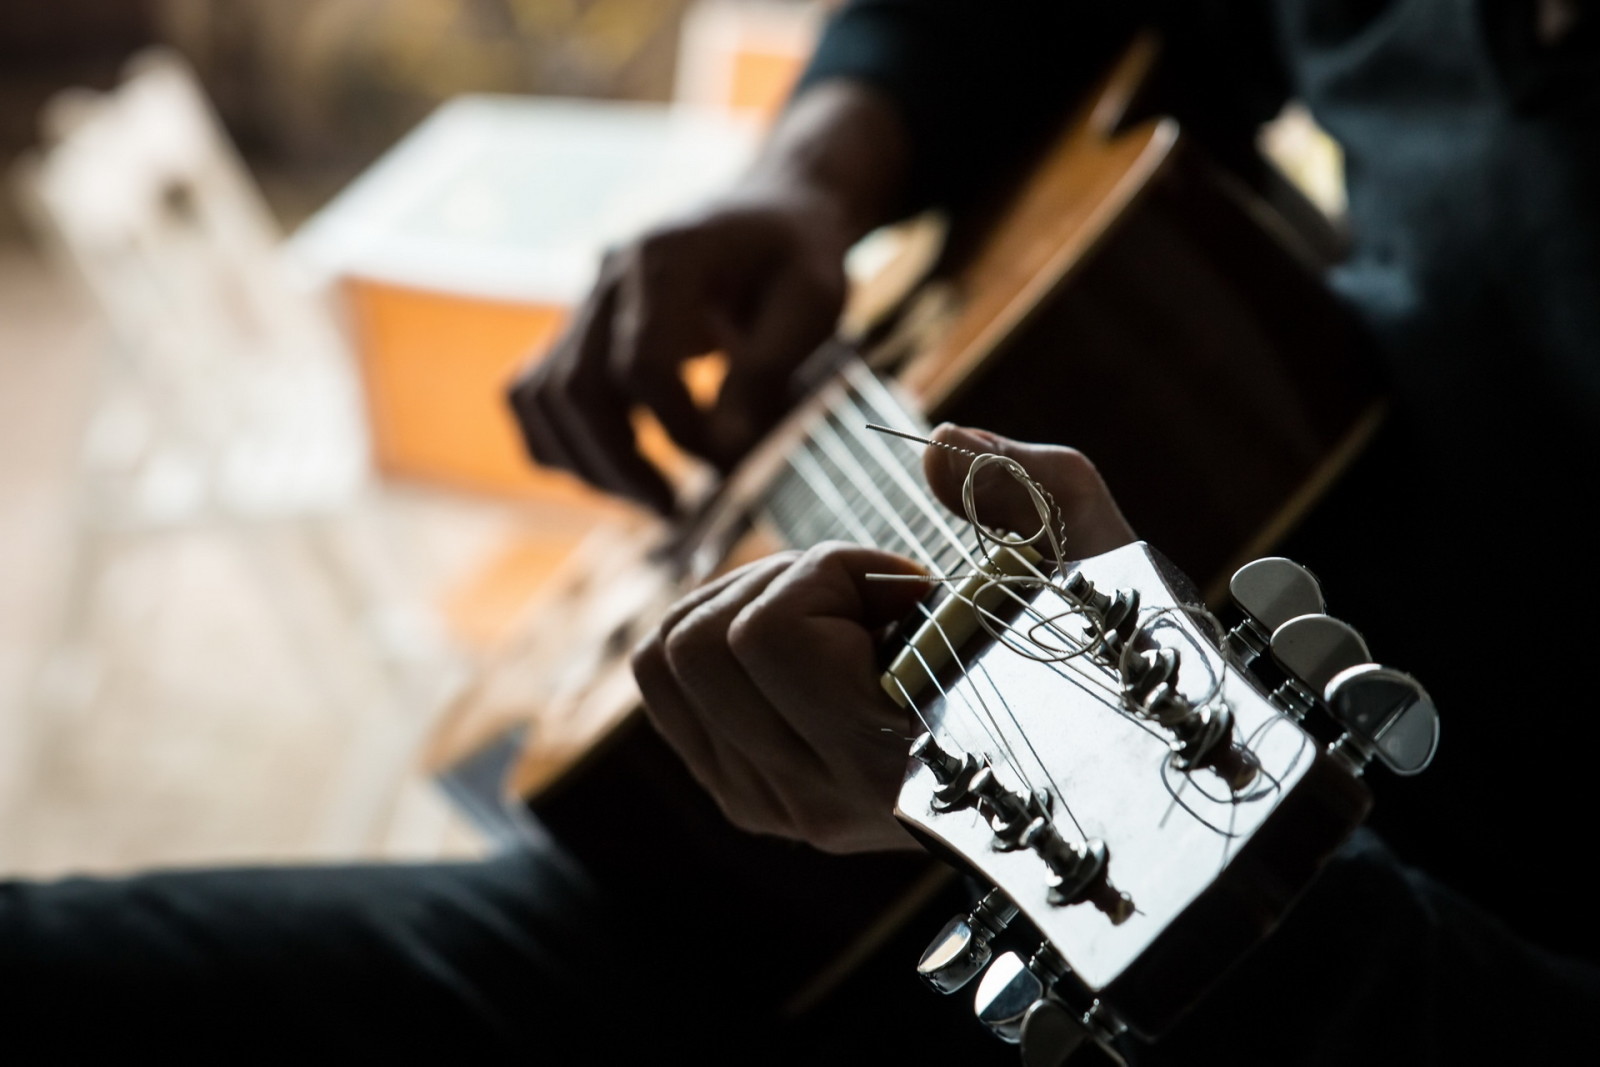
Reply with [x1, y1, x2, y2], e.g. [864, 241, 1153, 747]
[838, 404, 1280, 808]
[800, 444, 1266, 841]
[799, 390, 1161, 808]
[767, 370, 1272, 839]
[820, 395, 1143, 833]
[907, 598, 1089, 840]
[802, 417, 1051, 793]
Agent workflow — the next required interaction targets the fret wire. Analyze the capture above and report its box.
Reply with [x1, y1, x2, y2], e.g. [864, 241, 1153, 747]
[785, 444, 877, 547]
[830, 392, 982, 574]
[808, 419, 939, 572]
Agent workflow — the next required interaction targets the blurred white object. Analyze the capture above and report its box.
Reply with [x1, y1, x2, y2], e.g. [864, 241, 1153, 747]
[14, 49, 367, 521]
[289, 95, 754, 307]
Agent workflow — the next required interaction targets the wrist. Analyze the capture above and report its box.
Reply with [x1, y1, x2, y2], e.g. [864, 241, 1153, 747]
[740, 78, 911, 243]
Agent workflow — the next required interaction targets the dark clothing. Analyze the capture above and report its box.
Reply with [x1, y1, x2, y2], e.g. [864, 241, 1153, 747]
[803, 0, 1600, 1060]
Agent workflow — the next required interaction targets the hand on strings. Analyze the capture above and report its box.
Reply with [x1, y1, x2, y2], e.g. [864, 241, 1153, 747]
[507, 83, 910, 514]
[633, 425, 1136, 854]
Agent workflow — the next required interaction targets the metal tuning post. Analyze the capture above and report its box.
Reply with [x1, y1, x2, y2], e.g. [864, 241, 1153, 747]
[1323, 664, 1440, 775]
[1060, 571, 1140, 661]
[1123, 648, 1257, 792]
[909, 733, 981, 812]
[1268, 614, 1371, 720]
[969, 766, 1051, 852]
[1226, 557, 1325, 669]
[1022, 819, 1133, 924]
[916, 888, 1019, 994]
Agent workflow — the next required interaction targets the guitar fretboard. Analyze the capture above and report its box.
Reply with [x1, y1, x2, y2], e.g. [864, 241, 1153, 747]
[756, 359, 973, 581]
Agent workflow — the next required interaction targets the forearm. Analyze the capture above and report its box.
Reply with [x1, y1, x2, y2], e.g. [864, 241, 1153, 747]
[793, 0, 1141, 210]
[739, 79, 912, 245]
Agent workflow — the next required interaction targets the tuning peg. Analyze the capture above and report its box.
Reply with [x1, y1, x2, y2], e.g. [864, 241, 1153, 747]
[1020, 998, 1091, 1066]
[1268, 613, 1371, 720]
[973, 946, 1069, 1045]
[1226, 558, 1325, 668]
[916, 889, 1019, 994]
[1324, 664, 1440, 775]
[909, 733, 982, 812]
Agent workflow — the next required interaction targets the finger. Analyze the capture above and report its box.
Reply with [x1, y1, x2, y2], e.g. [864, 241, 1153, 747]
[633, 553, 797, 769]
[507, 356, 578, 474]
[663, 558, 830, 778]
[643, 556, 818, 837]
[541, 282, 677, 513]
[729, 545, 929, 760]
[709, 263, 844, 465]
[923, 424, 1136, 559]
[631, 626, 794, 836]
[659, 552, 799, 637]
[611, 259, 715, 460]
[726, 544, 930, 850]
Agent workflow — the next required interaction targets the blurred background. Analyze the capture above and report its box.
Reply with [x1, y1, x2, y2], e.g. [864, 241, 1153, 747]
[0, 0, 821, 878]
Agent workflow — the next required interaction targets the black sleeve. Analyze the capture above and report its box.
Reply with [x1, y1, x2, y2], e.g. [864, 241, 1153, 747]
[1147, 828, 1600, 1065]
[793, 0, 1142, 210]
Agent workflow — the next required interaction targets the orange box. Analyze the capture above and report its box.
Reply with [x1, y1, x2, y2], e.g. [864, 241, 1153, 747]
[292, 96, 757, 499]
[341, 278, 573, 498]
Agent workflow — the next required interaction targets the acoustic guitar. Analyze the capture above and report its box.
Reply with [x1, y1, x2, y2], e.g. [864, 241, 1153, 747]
[428, 35, 1395, 1061]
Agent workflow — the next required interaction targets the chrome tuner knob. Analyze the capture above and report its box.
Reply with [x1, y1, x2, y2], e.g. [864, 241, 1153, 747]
[973, 952, 1041, 1045]
[1324, 664, 1440, 775]
[1268, 614, 1371, 720]
[1227, 558, 1325, 668]
[974, 945, 1067, 1045]
[1020, 999, 1091, 1067]
[916, 889, 1019, 994]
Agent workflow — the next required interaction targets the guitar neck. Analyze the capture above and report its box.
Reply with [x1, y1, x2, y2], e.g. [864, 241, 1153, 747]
[755, 358, 967, 579]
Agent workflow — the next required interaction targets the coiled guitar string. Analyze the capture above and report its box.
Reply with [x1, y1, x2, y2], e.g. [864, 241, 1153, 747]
[769, 373, 1265, 843]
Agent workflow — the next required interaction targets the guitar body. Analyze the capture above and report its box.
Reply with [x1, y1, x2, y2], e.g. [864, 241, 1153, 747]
[431, 38, 1382, 1052]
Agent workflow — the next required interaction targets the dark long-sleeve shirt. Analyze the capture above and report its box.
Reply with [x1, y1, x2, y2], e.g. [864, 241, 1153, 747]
[797, 3, 1600, 1061]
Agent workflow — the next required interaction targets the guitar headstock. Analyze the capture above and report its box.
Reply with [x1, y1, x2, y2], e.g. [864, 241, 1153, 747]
[885, 543, 1437, 1061]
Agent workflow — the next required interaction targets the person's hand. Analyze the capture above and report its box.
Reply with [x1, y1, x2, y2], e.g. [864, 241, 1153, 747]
[631, 425, 1136, 853]
[508, 185, 854, 514]
[508, 82, 911, 514]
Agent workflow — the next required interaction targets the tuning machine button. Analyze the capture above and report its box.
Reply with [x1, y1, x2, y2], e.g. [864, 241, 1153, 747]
[1021, 999, 1091, 1067]
[1227, 558, 1325, 669]
[1324, 664, 1440, 775]
[916, 889, 1018, 994]
[1268, 613, 1371, 720]
[973, 945, 1069, 1045]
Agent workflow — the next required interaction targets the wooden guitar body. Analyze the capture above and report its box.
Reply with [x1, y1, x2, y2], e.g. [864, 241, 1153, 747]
[430, 37, 1384, 1053]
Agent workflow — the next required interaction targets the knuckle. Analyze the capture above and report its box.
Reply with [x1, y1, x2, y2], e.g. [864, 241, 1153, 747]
[724, 603, 771, 663]
[660, 614, 706, 674]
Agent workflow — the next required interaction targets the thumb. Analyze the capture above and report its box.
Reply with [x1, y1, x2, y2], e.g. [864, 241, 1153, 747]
[923, 424, 1136, 560]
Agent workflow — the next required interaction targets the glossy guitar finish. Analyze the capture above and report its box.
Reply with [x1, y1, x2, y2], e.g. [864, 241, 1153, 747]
[892, 542, 1370, 1038]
